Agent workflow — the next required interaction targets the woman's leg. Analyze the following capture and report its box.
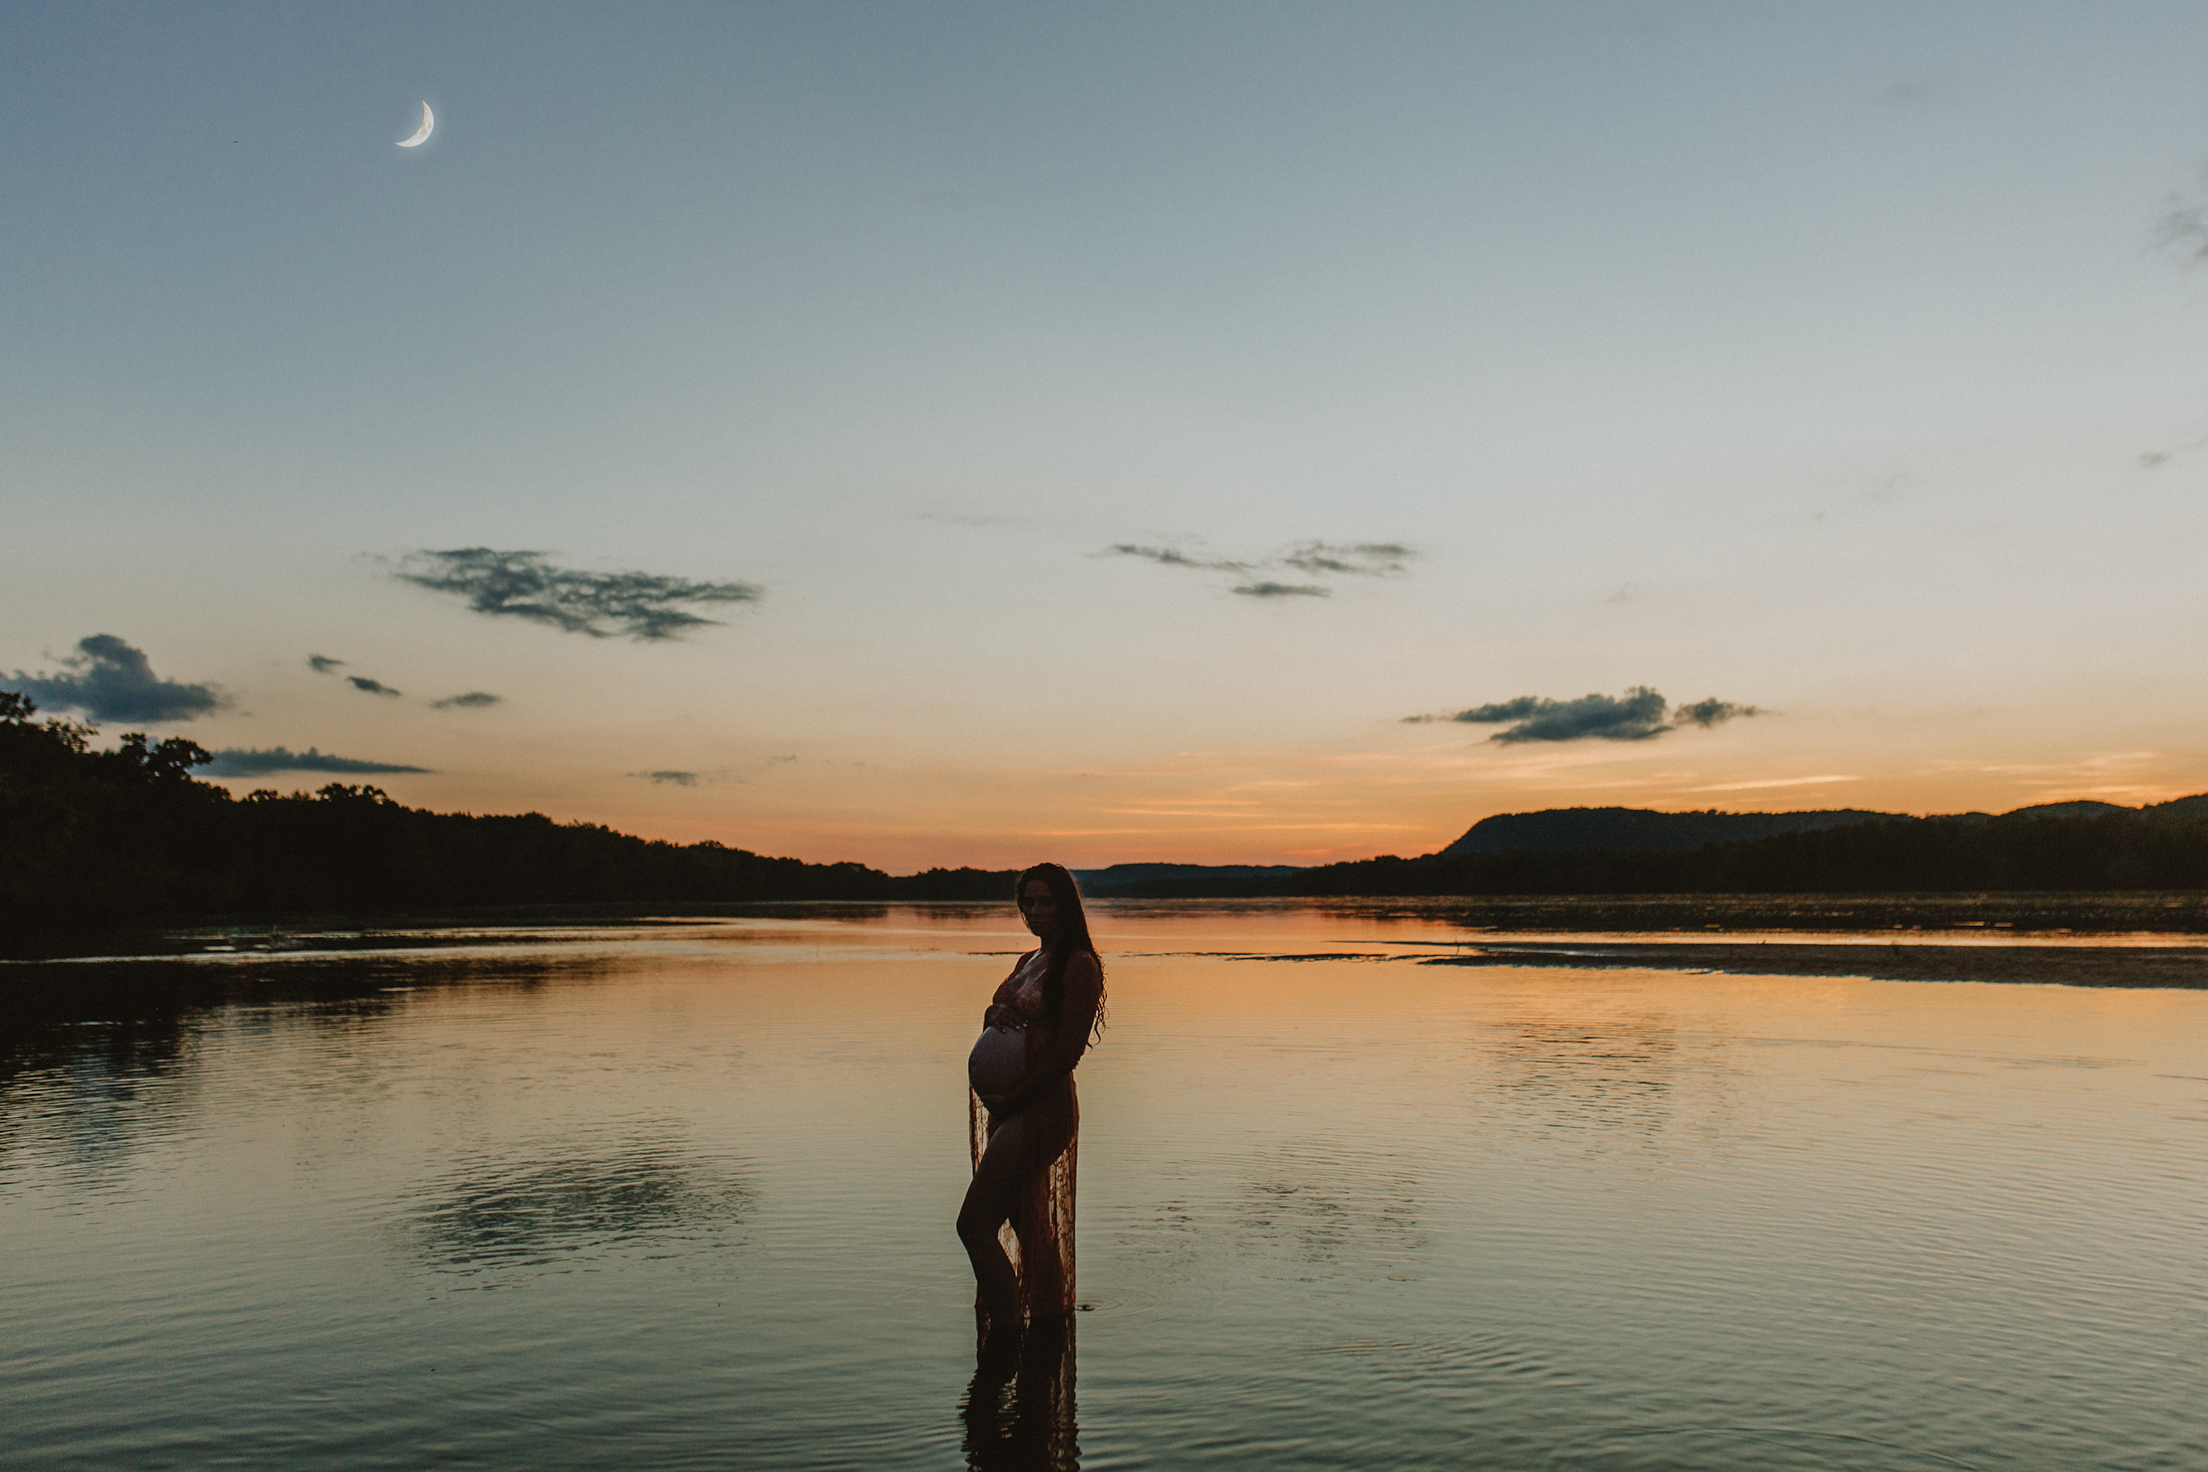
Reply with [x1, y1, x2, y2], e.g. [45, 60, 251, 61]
[958, 1117, 1026, 1335]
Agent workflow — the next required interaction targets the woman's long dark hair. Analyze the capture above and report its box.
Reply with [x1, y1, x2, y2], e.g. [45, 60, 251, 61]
[1018, 862, 1106, 1040]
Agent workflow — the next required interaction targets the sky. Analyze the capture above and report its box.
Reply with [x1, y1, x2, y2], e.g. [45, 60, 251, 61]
[6, 1, 2208, 871]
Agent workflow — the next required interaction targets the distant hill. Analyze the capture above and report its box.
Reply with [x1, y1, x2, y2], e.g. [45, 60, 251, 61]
[1243, 791, 2208, 899]
[1441, 806, 1901, 856]
[1997, 800, 2129, 821]
[1100, 794, 2208, 899]
[1075, 863, 1302, 893]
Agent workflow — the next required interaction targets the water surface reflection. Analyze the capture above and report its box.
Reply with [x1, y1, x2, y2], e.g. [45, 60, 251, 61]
[961, 1319, 1078, 1472]
[3, 907, 2205, 1470]
[408, 1138, 754, 1277]
[1489, 1009, 1682, 1134]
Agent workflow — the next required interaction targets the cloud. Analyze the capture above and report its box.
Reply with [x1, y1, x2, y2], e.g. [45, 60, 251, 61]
[430, 691, 501, 709]
[7, 635, 227, 723]
[2134, 429, 2208, 471]
[1690, 774, 1857, 792]
[396, 549, 762, 641]
[202, 746, 430, 777]
[630, 770, 699, 786]
[1103, 538, 1415, 596]
[1277, 541, 1412, 577]
[1404, 687, 1764, 744]
[1672, 697, 1759, 728]
[2150, 165, 2208, 270]
[1104, 544, 1251, 572]
[917, 507, 1026, 528]
[307, 654, 344, 673]
[2154, 203, 2208, 269]
[1470, 689, 1672, 743]
[347, 676, 401, 697]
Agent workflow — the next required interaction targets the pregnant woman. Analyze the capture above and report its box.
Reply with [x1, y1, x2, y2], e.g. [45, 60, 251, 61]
[959, 863, 1106, 1343]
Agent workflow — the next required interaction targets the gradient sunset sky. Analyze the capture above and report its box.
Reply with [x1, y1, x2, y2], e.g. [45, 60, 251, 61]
[7, 2, 2208, 870]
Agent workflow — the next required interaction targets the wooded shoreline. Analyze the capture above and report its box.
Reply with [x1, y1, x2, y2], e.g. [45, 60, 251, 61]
[8, 692, 2207, 935]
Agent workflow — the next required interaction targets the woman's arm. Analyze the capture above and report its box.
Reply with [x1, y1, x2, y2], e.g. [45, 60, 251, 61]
[985, 952, 1102, 1116]
[981, 950, 1039, 1029]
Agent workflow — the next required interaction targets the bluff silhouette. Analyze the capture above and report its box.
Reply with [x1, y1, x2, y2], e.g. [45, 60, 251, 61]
[1441, 806, 1897, 855]
[1109, 798, 2208, 897]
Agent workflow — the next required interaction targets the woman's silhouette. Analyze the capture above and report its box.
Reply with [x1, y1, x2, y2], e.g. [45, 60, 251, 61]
[958, 863, 1105, 1342]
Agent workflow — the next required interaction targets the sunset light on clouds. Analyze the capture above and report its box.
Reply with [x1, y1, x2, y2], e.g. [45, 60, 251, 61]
[6, 2, 2208, 870]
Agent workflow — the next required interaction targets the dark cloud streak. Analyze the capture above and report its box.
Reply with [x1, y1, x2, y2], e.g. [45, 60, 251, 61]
[203, 746, 430, 777]
[347, 676, 401, 697]
[7, 635, 226, 723]
[1278, 541, 1412, 577]
[430, 692, 501, 709]
[396, 549, 762, 642]
[1673, 697, 1759, 729]
[1103, 537, 1415, 598]
[1232, 581, 1329, 598]
[2154, 204, 2208, 269]
[1104, 544, 1252, 572]
[1405, 687, 1763, 744]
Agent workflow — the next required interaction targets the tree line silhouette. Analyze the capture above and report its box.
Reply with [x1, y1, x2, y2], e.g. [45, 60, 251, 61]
[6, 690, 2205, 930]
[0, 693, 1009, 929]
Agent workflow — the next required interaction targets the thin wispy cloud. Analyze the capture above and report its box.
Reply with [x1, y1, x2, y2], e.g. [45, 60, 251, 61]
[203, 746, 430, 777]
[347, 676, 401, 697]
[430, 691, 501, 709]
[307, 654, 344, 673]
[396, 549, 762, 642]
[1405, 687, 1764, 744]
[2152, 170, 2208, 270]
[1103, 538, 1415, 597]
[917, 507, 1026, 528]
[1691, 774, 1857, 792]
[1278, 541, 1413, 577]
[630, 770, 699, 786]
[2143, 173, 2208, 466]
[1233, 581, 1329, 598]
[7, 635, 227, 723]
[1105, 544, 1253, 572]
[2136, 428, 2208, 471]
[1673, 697, 1756, 728]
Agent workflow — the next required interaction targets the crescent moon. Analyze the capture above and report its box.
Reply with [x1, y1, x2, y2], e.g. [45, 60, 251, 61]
[397, 102, 433, 148]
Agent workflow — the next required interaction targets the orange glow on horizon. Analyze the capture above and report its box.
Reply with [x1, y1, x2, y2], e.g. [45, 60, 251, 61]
[205, 737, 2208, 874]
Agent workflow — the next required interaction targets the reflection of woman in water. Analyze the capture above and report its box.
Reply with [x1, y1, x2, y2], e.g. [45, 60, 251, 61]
[959, 863, 1105, 1342]
[960, 1316, 1079, 1472]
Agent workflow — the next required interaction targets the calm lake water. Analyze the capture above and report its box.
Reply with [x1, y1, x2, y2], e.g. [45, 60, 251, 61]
[5, 901, 2207, 1470]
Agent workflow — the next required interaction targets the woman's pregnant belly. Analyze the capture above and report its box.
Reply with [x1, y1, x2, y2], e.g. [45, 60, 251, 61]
[968, 1025, 1028, 1097]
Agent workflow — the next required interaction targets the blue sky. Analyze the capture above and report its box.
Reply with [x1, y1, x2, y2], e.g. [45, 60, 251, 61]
[7, 2, 2208, 868]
